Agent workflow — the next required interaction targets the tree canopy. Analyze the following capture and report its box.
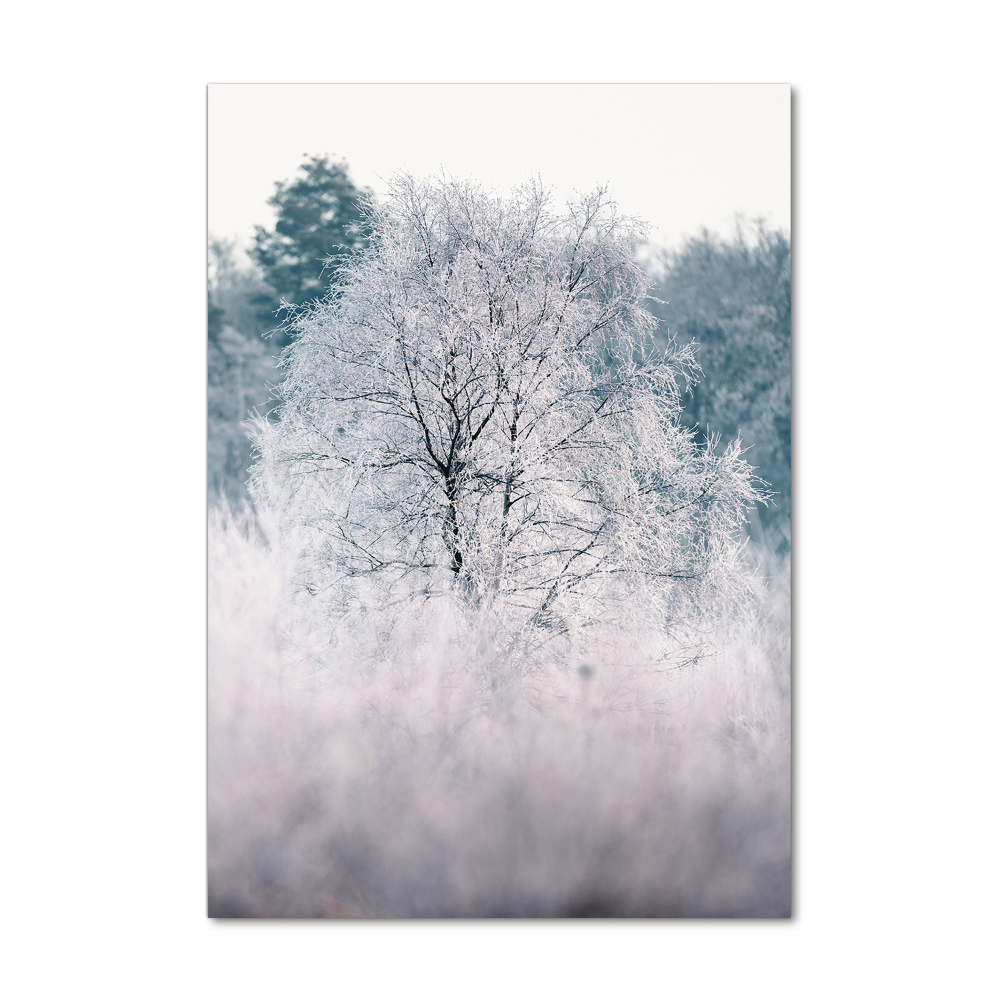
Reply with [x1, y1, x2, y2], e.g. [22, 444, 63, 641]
[649, 221, 791, 543]
[250, 155, 369, 345]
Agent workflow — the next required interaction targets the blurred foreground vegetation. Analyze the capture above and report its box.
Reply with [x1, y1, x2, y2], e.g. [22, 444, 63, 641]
[208, 504, 790, 917]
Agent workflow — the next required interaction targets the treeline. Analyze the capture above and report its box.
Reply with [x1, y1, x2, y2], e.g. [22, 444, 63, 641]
[207, 156, 368, 500]
[208, 156, 791, 544]
[646, 222, 791, 543]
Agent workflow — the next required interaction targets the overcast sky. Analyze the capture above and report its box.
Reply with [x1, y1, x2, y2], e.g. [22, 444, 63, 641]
[209, 83, 790, 254]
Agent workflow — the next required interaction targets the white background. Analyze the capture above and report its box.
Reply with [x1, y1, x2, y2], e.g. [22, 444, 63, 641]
[2, 2, 997, 998]
[208, 83, 791, 251]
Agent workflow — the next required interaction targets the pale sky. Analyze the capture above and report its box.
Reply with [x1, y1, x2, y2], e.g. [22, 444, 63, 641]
[209, 83, 790, 254]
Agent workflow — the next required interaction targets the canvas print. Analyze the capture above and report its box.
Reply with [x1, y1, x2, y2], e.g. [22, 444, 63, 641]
[207, 83, 791, 918]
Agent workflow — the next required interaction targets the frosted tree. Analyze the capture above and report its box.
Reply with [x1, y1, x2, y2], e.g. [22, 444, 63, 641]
[251, 175, 767, 665]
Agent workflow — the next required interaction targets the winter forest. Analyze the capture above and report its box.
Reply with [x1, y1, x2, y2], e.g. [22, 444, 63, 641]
[208, 154, 792, 917]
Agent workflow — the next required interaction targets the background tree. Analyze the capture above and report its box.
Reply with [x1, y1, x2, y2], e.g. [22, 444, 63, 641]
[647, 221, 791, 546]
[208, 238, 278, 502]
[207, 155, 369, 504]
[250, 154, 370, 347]
[252, 176, 766, 666]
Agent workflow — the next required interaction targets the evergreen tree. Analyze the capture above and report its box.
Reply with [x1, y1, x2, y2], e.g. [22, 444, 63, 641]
[207, 156, 368, 504]
[250, 155, 369, 346]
